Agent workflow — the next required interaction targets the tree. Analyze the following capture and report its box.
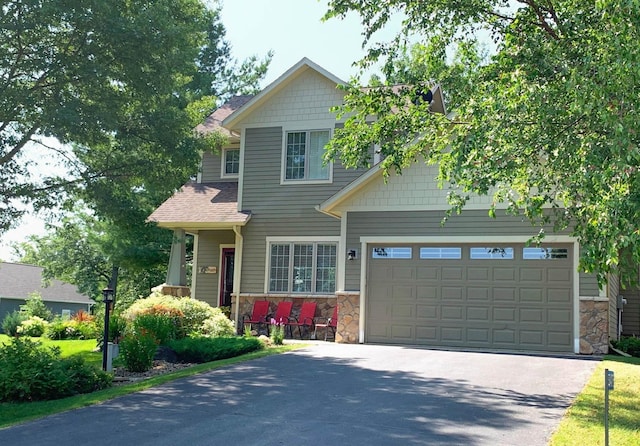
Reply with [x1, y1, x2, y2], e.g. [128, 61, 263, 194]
[0, 0, 269, 234]
[324, 0, 640, 284]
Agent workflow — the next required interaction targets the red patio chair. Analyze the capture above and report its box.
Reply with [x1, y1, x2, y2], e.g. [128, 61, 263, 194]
[242, 300, 269, 334]
[314, 305, 338, 341]
[286, 302, 317, 339]
[268, 301, 293, 336]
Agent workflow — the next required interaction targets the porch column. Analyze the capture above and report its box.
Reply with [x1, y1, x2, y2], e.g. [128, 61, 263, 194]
[166, 229, 187, 286]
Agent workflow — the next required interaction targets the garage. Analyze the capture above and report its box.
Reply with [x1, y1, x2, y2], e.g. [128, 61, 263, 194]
[366, 243, 574, 352]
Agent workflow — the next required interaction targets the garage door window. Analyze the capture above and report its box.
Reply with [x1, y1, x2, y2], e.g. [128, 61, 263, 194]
[372, 247, 412, 259]
[420, 247, 462, 259]
[470, 247, 514, 259]
[523, 247, 569, 259]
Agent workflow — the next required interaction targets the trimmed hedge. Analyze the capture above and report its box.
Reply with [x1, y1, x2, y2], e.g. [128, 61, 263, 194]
[168, 337, 263, 364]
[612, 336, 640, 357]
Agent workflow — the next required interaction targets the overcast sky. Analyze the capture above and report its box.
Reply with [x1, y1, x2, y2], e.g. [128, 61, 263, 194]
[0, 0, 390, 262]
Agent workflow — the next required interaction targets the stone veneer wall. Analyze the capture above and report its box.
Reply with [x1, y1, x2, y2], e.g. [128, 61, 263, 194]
[152, 284, 191, 297]
[335, 292, 359, 343]
[579, 298, 609, 354]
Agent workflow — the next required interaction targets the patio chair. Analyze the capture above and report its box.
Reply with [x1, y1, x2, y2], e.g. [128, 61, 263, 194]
[286, 302, 317, 339]
[268, 301, 293, 335]
[242, 300, 270, 334]
[314, 305, 338, 341]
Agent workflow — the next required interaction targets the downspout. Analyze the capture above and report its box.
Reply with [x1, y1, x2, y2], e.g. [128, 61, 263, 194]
[232, 225, 243, 331]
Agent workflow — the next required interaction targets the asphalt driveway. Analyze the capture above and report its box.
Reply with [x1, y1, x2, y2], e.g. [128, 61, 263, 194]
[0, 343, 599, 445]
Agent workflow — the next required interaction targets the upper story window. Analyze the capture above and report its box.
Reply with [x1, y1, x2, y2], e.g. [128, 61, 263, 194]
[283, 130, 331, 183]
[222, 148, 240, 178]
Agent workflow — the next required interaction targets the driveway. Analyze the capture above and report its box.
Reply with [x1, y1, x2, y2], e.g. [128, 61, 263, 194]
[0, 343, 598, 445]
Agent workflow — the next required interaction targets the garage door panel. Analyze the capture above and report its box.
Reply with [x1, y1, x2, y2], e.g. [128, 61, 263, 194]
[366, 243, 573, 352]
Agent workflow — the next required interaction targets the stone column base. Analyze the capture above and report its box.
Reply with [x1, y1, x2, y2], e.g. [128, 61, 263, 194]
[152, 283, 191, 298]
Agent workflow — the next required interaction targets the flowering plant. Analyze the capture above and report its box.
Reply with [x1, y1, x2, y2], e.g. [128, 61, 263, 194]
[270, 318, 285, 345]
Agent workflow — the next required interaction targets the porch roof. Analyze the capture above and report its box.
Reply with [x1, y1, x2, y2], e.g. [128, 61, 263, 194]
[148, 182, 250, 230]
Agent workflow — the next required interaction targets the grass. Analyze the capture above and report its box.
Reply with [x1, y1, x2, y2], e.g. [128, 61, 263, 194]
[0, 335, 303, 429]
[0, 334, 102, 368]
[549, 355, 640, 445]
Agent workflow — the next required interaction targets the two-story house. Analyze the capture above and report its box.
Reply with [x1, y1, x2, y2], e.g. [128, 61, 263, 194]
[149, 58, 618, 355]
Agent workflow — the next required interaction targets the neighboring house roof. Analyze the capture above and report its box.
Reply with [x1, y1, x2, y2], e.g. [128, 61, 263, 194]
[147, 182, 251, 230]
[195, 94, 254, 138]
[0, 262, 94, 304]
[222, 57, 347, 130]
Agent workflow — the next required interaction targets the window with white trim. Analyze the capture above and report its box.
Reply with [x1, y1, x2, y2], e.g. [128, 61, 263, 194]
[470, 247, 514, 259]
[284, 130, 331, 181]
[222, 148, 240, 177]
[523, 247, 569, 259]
[372, 247, 412, 259]
[420, 247, 462, 259]
[269, 242, 337, 293]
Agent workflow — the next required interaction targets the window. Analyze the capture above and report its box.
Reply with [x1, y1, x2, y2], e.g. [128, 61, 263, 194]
[269, 242, 337, 294]
[284, 130, 331, 181]
[420, 247, 462, 259]
[470, 247, 514, 259]
[372, 247, 412, 259]
[222, 148, 240, 177]
[523, 247, 569, 260]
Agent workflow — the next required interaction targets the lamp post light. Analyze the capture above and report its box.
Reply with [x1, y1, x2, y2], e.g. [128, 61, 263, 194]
[101, 287, 114, 371]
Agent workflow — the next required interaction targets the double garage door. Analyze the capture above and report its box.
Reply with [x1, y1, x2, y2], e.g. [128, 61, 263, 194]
[366, 243, 574, 352]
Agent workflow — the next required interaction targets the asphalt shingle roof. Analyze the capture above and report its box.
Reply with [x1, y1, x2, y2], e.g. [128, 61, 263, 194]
[0, 262, 94, 304]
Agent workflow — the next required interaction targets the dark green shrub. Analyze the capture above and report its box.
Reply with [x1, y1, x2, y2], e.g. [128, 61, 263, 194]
[168, 336, 263, 364]
[119, 332, 158, 372]
[75, 320, 99, 339]
[134, 313, 179, 345]
[2, 310, 26, 336]
[0, 338, 111, 402]
[109, 313, 127, 342]
[611, 336, 640, 357]
[45, 318, 72, 340]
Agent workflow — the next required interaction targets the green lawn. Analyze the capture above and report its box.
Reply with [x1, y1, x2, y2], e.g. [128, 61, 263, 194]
[550, 356, 640, 445]
[0, 334, 303, 428]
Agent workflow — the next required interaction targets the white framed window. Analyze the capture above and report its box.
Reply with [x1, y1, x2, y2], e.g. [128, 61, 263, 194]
[372, 247, 412, 259]
[221, 148, 240, 178]
[470, 247, 514, 259]
[523, 247, 569, 260]
[282, 129, 332, 183]
[268, 241, 337, 294]
[420, 247, 462, 259]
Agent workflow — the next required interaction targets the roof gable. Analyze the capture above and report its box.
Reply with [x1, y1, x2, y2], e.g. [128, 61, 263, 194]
[222, 57, 346, 130]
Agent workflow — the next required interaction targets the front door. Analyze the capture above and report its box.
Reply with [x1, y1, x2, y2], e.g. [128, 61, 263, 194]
[219, 248, 235, 308]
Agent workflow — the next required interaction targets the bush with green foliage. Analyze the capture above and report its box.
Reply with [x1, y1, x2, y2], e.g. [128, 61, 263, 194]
[20, 293, 53, 321]
[0, 338, 111, 402]
[17, 316, 49, 337]
[2, 310, 26, 336]
[118, 331, 158, 372]
[45, 318, 99, 340]
[611, 336, 640, 357]
[133, 313, 180, 345]
[200, 312, 235, 338]
[168, 336, 263, 364]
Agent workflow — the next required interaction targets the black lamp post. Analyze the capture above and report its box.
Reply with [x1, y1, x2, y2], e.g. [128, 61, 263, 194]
[101, 287, 114, 371]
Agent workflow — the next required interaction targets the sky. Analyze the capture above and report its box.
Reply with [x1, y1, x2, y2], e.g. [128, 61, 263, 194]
[0, 0, 394, 262]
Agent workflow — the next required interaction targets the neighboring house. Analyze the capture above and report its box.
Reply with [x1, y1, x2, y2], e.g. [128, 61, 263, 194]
[149, 57, 618, 355]
[0, 262, 94, 326]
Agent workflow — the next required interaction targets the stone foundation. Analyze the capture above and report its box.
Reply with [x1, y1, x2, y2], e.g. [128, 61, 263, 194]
[579, 299, 609, 354]
[151, 283, 191, 297]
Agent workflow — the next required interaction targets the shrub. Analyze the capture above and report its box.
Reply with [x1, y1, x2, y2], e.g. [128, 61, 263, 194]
[612, 336, 640, 357]
[118, 332, 158, 372]
[45, 318, 99, 340]
[17, 316, 48, 337]
[72, 309, 94, 323]
[173, 297, 218, 333]
[109, 313, 128, 342]
[2, 311, 26, 336]
[20, 292, 53, 321]
[134, 313, 180, 345]
[0, 337, 111, 402]
[200, 312, 235, 338]
[168, 337, 263, 364]
[75, 320, 99, 339]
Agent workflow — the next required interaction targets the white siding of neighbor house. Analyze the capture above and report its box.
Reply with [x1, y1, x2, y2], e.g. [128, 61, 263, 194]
[235, 68, 345, 127]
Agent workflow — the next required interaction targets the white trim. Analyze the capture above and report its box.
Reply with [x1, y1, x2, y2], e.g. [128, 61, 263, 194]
[238, 131, 246, 210]
[264, 236, 341, 295]
[232, 226, 243, 328]
[220, 147, 240, 179]
[191, 233, 200, 299]
[218, 244, 235, 308]
[338, 213, 348, 292]
[358, 235, 581, 353]
[280, 128, 334, 185]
